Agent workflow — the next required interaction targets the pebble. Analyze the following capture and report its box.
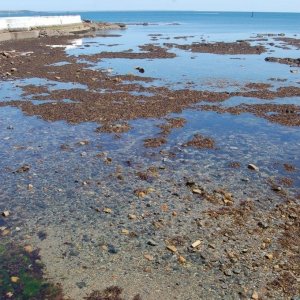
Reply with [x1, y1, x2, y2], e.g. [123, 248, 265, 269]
[178, 256, 186, 264]
[2, 229, 10, 236]
[16, 164, 30, 173]
[2, 210, 10, 217]
[265, 253, 273, 260]
[103, 208, 112, 214]
[24, 245, 33, 253]
[76, 282, 86, 289]
[248, 164, 259, 171]
[10, 276, 20, 283]
[128, 214, 137, 220]
[166, 245, 177, 253]
[258, 221, 269, 229]
[241, 178, 250, 182]
[233, 268, 241, 274]
[191, 240, 201, 248]
[251, 291, 259, 300]
[121, 229, 129, 235]
[144, 254, 154, 261]
[224, 269, 233, 276]
[272, 186, 282, 192]
[108, 244, 118, 254]
[147, 239, 157, 246]
[192, 188, 203, 195]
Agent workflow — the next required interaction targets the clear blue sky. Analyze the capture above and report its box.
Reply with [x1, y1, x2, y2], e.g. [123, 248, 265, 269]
[1, 0, 300, 12]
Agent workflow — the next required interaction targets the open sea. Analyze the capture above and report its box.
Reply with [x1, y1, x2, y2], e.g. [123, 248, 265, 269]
[1, 11, 300, 33]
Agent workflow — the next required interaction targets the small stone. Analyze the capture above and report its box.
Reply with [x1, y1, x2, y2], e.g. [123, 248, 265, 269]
[15, 227, 21, 231]
[161, 204, 168, 212]
[101, 245, 108, 251]
[2, 229, 10, 236]
[248, 164, 259, 171]
[144, 254, 154, 261]
[11, 68, 17, 72]
[258, 221, 269, 229]
[208, 243, 215, 249]
[103, 208, 112, 214]
[192, 188, 203, 195]
[223, 199, 233, 205]
[16, 164, 30, 173]
[135, 191, 146, 198]
[80, 152, 87, 157]
[172, 211, 177, 217]
[265, 253, 273, 260]
[128, 214, 137, 220]
[142, 266, 152, 274]
[2, 210, 10, 217]
[24, 245, 33, 253]
[55, 76, 61, 80]
[272, 186, 282, 192]
[273, 264, 280, 270]
[178, 256, 186, 264]
[191, 240, 201, 248]
[233, 268, 241, 274]
[166, 245, 177, 253]
[224, 269, 233, 276]
[241, 178, 250, 182]
[147, 187, 155, 193]
[121, 229, 129, 235]
[76, 281, 86, 289]
[11, 276, 19, 283]
[108, 244, 118, 254]
[147, 239, 157, 246]
[6, 292, 13, 298]
[251, 291, 259, 300]
[28, 184, 34, 191]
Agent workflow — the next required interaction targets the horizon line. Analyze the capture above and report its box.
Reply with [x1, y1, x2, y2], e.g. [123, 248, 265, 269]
[1, 10, 300, 14]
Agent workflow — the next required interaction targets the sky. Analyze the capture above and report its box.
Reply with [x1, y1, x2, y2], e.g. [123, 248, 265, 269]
[1, 0, 300, 13]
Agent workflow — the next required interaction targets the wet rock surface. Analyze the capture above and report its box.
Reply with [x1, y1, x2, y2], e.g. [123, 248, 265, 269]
[163, 41, 266, 55]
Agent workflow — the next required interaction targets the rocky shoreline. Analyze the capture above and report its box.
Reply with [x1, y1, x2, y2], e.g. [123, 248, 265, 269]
[0, 27, 299, 300]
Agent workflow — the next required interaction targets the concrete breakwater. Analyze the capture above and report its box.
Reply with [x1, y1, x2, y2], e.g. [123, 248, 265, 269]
[0, 15, 125, 42]
[0, 15, 82, 31]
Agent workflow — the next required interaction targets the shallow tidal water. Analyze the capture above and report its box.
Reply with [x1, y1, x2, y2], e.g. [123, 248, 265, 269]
[0, 11, 300, 300]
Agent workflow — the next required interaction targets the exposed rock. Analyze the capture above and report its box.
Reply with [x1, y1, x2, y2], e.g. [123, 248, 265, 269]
[265, 57, 300, 67]
[144, 254, 154, 261]
[147, 239, 158, 246]
[166, 245, 177, 253]
[191, 240, 201, 248]
[10, 276, 20, 283]
[2, 210, 10, 217]
[248, 164, 259, 171]
[15, 164, 30, 173]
